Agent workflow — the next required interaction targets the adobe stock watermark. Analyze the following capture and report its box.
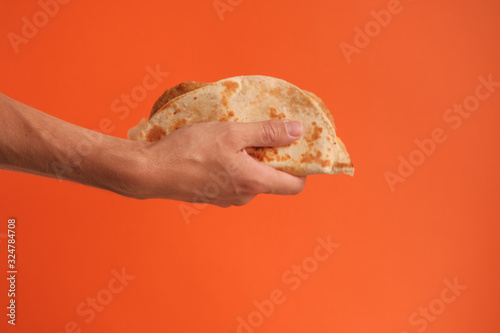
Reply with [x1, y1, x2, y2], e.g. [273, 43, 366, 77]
[339, 0, 415, 64]
[224, 235, 340, 333]
[213, 0, 244, 21]
[399, 277, 467, 333]
[7, 0, 72, 54]
[51, 64, 169, 182]
[101, 64, 170, 135]
[49, 267, 135, 333]
[385, 73, 499, 192]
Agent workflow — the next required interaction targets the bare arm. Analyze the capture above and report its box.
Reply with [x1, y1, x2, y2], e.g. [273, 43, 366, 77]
[0, 93, 306, 206]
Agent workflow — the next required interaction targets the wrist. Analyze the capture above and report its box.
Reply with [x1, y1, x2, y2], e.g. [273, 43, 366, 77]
[106, 139, 152, 199]
[65, 134, 153, 199]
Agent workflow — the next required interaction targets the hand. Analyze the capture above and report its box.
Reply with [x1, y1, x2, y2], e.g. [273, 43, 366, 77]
[132, 119, 306, 207]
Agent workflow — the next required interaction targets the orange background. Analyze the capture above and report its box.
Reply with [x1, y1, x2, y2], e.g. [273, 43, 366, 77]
[1, 0, 499, 332]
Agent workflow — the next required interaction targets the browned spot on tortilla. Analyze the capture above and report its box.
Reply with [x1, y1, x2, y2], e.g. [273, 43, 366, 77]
[274, 154, 291, 162]
[305, 125, 323, 144]
[334, 161, 353, 169]
[279, 153, 292, 161]
[269, 107, 286, 119]
[300, 150, 331, 167]
[173, 104, 183, 115]
[221, 95, 228, 108]
[234, 117, 239, 121]
[245, 147, 278, 162]
[171, 102, 182, 114]
[170, 119, 187, 132]
[193, 97, 197, 100]
[219, 111, 235, 122]
[246, 147, 265, 161]
[146, 125, 166, 142]
[283, 141, 299, 147]
[327, 147, 332, 152]
[311, 126, 323, 140]
[222, 80, 239, 97]
[312, 121, 317, 126]
[268, 87, 284, 97]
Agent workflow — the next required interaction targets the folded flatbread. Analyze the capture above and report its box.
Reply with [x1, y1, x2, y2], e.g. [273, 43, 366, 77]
[128, 76, 354, 176]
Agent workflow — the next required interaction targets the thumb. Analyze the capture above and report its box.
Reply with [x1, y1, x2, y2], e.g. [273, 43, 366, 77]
[238, 120, 303, 148]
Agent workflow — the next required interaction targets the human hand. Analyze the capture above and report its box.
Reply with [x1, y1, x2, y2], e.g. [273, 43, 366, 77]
[131, 119, 306, 207]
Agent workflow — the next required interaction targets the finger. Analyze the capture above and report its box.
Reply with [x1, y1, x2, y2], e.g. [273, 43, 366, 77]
[242, 154, 307, 195]
[232, 120, 303, 149]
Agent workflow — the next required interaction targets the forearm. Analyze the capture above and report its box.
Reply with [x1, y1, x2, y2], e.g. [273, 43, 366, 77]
[0, 93, 145, 196]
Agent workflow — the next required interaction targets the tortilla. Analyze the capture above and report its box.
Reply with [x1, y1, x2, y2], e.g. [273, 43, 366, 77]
[128, 75, 354, 176]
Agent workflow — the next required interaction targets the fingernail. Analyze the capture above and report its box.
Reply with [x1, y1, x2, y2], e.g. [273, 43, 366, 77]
[284, 121, 303, 137]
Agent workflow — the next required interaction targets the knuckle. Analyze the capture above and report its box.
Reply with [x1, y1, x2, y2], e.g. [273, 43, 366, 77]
[261, 122, 282, 144]
[251, 179, 268, 194]
[222, 124, 241, 147]
[233, 182, 251, 196]
[234, 175, 266, 195]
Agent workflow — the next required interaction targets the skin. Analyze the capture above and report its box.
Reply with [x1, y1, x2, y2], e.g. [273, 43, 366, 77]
[0, 93, 306, 207]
